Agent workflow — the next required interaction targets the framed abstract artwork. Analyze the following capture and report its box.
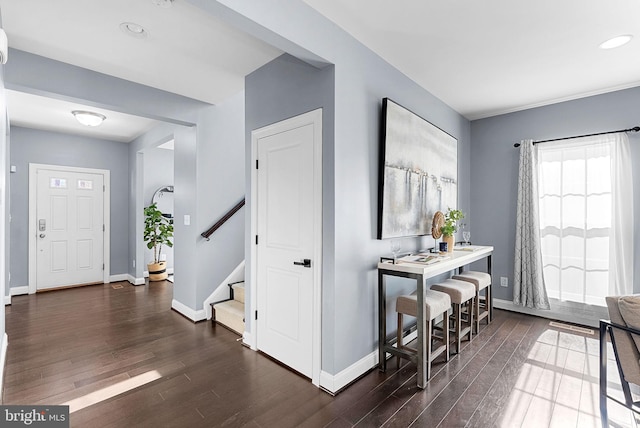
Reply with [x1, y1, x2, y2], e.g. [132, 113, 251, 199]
[377, 98, 458, 239]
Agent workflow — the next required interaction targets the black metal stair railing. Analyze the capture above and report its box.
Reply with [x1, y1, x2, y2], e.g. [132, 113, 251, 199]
[201, 198, 245, 241]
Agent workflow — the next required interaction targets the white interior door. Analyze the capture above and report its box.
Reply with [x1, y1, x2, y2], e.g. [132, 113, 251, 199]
[255, 111, 322, 380]
[35, 168, 104, 290]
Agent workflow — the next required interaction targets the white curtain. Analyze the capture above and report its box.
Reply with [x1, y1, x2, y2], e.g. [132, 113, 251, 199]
[537, 133, 633, 305]
[514, 140, 550, 309]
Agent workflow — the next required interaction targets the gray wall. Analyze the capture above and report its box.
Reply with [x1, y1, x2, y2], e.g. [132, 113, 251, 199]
[129, 122, 184, 281]
[143, 146, 174, 270]
[246, 53, 335, 368]
[172, 124, 199, 308]
[9, 126, 130, 287]
[6, 49, 207, 125]
[228, 0, 471, 375]
[6, 51, 244, 316]
[0, 17, 7, 362]
[196, 91, 246, 306]
[471, 86, 640, 301]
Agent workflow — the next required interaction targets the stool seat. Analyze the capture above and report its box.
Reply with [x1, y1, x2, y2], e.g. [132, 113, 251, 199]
[452, 271, 491, 291]
[431, 279, 475, 304]
[396, 290, 451, 320]
[453, 271, 492, 334]
[431, 279, 476, 354]
[395, 289, 451, 380]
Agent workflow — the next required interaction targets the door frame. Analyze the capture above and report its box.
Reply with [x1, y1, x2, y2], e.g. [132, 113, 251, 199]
[28, 163, 111, 294]
[249, 109, 322, 387]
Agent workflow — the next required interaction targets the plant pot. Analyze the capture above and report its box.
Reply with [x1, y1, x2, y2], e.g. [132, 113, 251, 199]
[148, 262, 168, 281]
[442, 234, 454, 253]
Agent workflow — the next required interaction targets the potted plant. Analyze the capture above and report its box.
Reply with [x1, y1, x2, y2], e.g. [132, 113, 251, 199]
[440, 208, 464, 252]
[144, 203, 174, 281]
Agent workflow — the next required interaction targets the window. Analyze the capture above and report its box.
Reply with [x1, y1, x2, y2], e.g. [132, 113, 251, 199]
[537, 134, 633, 307]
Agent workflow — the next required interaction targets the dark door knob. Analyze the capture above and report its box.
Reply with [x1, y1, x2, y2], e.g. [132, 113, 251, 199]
[293, 259, 311, 268]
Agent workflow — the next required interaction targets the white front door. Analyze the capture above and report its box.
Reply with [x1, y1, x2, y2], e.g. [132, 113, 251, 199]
[254, 110, 322, 381]
[35, 168, 105, 290]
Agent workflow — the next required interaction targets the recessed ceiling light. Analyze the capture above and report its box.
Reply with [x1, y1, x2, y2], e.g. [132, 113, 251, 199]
[119, 22, 148, 39]
[72, 111, 106, 127]
[599, 35, 633, 50]
[151, 0, 174, 8]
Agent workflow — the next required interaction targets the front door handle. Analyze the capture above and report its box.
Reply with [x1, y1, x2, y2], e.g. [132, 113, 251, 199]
[293, 259, 311, 268]
[39, 233, 46, 239]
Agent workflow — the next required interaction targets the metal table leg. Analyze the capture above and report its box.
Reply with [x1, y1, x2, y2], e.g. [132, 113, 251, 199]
[416, 274, 427, 388]
[378, 270, 387, 372]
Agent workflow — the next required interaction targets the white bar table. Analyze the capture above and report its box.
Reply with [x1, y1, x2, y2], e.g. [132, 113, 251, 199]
[377, 245, 494, 389]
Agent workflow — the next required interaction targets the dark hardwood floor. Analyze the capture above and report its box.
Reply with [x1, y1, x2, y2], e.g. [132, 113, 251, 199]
[2, 281, 635, 427]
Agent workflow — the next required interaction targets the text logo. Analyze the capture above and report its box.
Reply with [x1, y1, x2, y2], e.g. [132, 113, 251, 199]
[0, 406, 69, 427]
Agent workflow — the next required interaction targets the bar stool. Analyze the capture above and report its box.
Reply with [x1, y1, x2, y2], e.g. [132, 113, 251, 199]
[452, 271, 492, 334]
[431, 279, 475, 354]
[396, 289, 450, 380]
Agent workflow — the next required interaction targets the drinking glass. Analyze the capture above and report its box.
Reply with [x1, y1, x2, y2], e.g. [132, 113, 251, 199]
[390, 240, 401, 262]
[462, 231, 471, 246]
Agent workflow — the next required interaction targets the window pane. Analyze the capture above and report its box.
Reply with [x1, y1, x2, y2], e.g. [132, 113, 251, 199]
[538, 139, 612, 306]
[562, 158, 585, 196]
[540, 196, 561, 229]
[586, 236, 609, 271]
[584, 270, 608, 306]
[562, 195, 584, 229]
[587, 155, 610, 194]
[561, 267, 584, 301]
[586, 194, 611, 228]
[561, 235, 584, 270]
[539, 160, 561, 196]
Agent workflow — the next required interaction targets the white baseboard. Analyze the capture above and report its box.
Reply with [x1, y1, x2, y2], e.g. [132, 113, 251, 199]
[494, 298, 608, 328]
[319, 329, 417, 394]
[10, 286, 29, 296]
[0, 333, 7, 402]
[171, 299, 206, 322]
[320, 351, 378, 395]
[127, 275, 145, 286]
[242, 331, 255, 350]
[109, 274, 129, 282]
[203, 261, 245, 319]
[4, 295, 9, 306]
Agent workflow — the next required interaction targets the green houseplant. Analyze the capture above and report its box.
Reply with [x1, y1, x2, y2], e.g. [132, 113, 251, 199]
[441, 208, 464, 252]
[144, 203, 174, 281]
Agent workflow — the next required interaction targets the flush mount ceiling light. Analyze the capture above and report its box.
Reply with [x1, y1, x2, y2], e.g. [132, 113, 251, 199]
[599, 35, 633, 50]
[151, 0, 174, 8]
[119, 22, 148, 39]
[72, 110, 106, 127]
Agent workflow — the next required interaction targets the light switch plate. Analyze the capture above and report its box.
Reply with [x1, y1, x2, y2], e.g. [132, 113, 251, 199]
[184, 214, 191, 226]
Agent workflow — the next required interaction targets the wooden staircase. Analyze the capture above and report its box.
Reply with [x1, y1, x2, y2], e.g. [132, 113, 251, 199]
[211, 281, 245, 335]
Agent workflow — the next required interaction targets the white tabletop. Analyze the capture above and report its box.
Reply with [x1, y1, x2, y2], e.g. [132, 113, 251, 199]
[377, 245, 493, 278]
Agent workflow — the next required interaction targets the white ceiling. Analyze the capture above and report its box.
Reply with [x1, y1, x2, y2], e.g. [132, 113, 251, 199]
[7, 90, 158, 142]
[2, 0, 639, 137]
[303, 0, 640, 119]
[0, 0, 283, 141]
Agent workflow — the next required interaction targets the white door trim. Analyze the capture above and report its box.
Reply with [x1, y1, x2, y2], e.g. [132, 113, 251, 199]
[249, 109, 322, 387]
[28, 163, 111, 294]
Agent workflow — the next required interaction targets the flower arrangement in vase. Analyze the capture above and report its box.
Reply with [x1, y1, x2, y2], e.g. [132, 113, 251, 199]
[440, 208, 464, 252]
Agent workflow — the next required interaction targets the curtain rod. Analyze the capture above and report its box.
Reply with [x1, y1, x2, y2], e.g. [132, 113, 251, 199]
[513, 126, 640, 148]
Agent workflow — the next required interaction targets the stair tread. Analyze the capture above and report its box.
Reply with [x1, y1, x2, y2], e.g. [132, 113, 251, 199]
[214, 299, 244, 316]
[232, 282, 245, 304]
[213, 299, 244, 335]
